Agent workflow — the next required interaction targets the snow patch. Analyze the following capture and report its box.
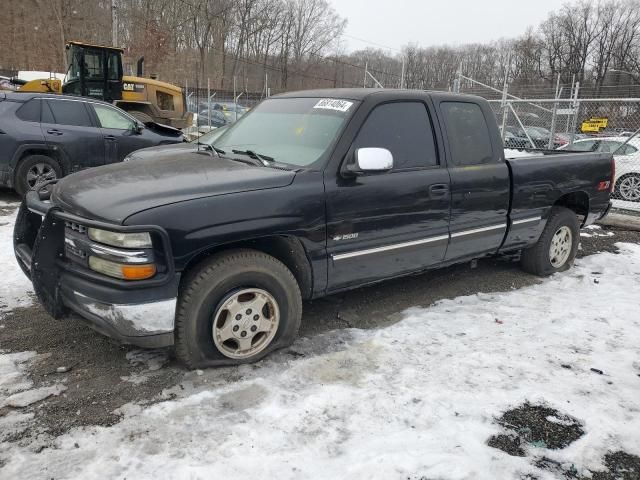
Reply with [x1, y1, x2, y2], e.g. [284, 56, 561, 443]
[0, 351, 37, 397]
[0, 203, 34, 315]
[1, 244, 639, 479]
[1, 384, 66, 408]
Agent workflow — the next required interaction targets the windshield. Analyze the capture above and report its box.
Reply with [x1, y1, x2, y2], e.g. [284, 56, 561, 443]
[214, 97, 357, 167]
[191, 126, 229, 145]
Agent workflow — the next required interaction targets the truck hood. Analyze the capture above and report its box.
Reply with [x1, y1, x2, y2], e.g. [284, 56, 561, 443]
[52, 153, 296, 224]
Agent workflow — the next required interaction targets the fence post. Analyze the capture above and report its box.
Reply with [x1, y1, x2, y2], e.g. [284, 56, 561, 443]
[500, 65, 509, 142]
[547, 75, 561, 149]
[364, 62, 368, 88]
[569, 82, 580, 146]
[207, 77, 211, 128]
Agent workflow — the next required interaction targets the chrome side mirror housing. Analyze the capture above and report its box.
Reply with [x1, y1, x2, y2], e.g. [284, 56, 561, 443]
[345, 147, 393, 175]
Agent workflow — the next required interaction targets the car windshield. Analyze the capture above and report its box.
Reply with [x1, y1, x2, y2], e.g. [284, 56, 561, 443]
[214, 97, 357, 167]
[190, 126, 228, 145]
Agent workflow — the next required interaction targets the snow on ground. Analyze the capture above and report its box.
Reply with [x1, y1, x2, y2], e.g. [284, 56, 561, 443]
[0, 243, 639, 479]
[0, 201, 34, 315]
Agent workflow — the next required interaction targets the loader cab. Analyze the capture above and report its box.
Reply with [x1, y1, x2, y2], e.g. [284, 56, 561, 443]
[62, 42, 123, 103]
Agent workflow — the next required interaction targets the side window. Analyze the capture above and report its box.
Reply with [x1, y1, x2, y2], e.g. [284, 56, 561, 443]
[16, 99, 41, 122]
[83, 50, 103, 79]
[570, 140, 597, 152]
[93, 104, 135, 130]
[441, 102, 493, 166]
[353, 102, 438, 169]
[623, 144, 638, 155]
[107, 52, 120, 80]
[156, 91, 175, 111]
[46, 100, 93, 127]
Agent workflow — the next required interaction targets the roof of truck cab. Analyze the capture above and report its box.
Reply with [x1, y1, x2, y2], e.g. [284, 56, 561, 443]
[273, 88, 485, 103]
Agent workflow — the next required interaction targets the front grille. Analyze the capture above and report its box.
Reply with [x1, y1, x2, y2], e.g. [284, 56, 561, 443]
[65, 221, 87, 234]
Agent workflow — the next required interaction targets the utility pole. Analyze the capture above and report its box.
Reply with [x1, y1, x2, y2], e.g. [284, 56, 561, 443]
[111, 0, 118, 47]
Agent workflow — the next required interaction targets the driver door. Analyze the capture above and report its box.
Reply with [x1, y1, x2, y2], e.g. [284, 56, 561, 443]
[325, 101, 451, 291]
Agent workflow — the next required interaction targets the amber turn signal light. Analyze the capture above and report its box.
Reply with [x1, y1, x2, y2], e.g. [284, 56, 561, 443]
[121, 264, 157, 280]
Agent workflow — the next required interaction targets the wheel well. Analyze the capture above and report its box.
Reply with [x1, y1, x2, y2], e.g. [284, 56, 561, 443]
[553, 191, 589, 221]
[14, 148, 67, 180]
[181, 236, 314, 300]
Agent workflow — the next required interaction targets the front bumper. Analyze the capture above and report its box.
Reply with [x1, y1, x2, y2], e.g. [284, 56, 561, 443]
[13, 190, 178, 348]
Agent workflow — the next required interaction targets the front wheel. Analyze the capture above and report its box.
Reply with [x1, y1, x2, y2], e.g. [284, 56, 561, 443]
[520, 207, 580, 276]
[175, 249, 302, 368]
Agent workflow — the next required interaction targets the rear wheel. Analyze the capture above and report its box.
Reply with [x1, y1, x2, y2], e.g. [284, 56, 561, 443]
[615, 174, 640, 202]
[15, 154, 61, 196]
[175, 249, 302, 368]
[520, 207, 580, 276]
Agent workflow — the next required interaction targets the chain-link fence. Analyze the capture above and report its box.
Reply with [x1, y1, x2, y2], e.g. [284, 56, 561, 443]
[486, 98, 640, 211]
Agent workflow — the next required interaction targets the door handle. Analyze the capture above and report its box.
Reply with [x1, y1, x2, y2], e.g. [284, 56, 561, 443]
[104, 135, 116, 141]
[429, 183, 449, 197]
[46, 129, 63, 136]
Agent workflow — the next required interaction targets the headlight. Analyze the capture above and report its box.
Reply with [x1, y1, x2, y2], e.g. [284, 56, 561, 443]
[89, 256, 156, 280]
[87, 228, 152, 248]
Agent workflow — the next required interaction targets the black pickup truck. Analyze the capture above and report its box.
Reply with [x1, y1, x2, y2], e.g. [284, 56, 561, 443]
[14, 89, 614, 367]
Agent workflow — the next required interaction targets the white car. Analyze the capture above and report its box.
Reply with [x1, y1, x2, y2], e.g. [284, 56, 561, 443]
[559, 136, 640, 202]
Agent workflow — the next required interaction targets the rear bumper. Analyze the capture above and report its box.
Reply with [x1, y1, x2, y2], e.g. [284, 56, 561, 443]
[13, 191, 178, 348]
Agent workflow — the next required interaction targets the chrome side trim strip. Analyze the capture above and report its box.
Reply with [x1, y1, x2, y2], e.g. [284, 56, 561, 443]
[450, 223, 506, 238]
[332, 234, 449, 261]
[512, 216, 542, 226]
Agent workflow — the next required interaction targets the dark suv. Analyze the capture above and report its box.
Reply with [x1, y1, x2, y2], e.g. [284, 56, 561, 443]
[0, 92, 184, 194]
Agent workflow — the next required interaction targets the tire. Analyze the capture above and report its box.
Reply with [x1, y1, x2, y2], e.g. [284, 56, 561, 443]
[520, 206, 580, 277]
[129, 110, 154, 124]
[175, 249, 302, 368]
[14, 154, 62, 196]
[614, 174, 640, 202]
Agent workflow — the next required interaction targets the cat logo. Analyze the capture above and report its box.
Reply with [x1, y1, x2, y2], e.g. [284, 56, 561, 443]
[123, 82, 145, 92]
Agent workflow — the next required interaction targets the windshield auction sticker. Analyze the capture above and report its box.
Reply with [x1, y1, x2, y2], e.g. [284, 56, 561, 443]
[313, 99, 353, 112]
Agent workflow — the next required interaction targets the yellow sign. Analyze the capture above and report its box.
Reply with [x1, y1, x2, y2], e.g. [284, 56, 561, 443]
[581, 117, 609, 133]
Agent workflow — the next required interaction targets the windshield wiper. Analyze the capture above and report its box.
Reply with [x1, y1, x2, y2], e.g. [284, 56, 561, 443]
[232, 149, 274, 165]
[197, 143, 226, 156]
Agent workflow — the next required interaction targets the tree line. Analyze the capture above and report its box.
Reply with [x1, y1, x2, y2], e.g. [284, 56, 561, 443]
[2, 0, 640, 98]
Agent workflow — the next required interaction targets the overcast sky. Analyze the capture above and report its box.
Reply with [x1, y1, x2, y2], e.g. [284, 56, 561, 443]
[328, 0, 563, 53]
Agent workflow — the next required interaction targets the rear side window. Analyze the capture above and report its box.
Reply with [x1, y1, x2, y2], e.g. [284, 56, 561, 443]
[157, 91, 175, 111]
[16, 99, 41, 122]
[354, 102, 438, 169]
[569, 140, 596, 152]
[93, 104, 135, 129]
[441, 102, 493, 166]
[46, 100, 93, 127]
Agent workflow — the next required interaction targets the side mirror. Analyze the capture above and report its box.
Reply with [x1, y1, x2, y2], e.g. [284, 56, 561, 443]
[345, 148, 393, 175]
[133, 122, 144, 134]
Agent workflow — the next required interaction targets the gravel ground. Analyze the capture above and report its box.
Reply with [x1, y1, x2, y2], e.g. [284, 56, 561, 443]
[1, 188, 640, 478]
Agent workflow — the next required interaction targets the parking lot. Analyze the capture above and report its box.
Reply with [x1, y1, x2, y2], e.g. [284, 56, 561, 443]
[2, 188, 640, 479]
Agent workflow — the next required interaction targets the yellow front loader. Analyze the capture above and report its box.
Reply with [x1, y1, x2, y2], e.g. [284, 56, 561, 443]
[14, 41, 192, 129]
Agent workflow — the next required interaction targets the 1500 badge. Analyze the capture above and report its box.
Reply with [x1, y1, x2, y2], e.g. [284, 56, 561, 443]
[333, 233, 359, 241]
